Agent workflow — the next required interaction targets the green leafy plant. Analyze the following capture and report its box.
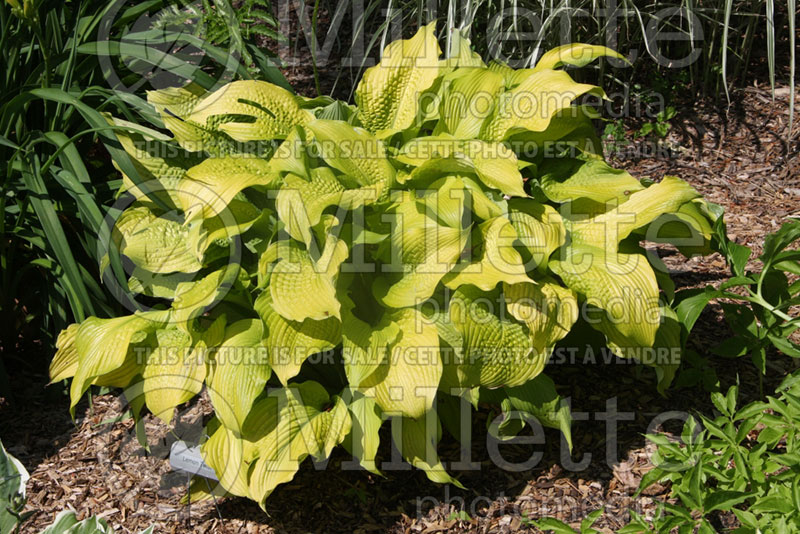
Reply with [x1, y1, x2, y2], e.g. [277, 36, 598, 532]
[0, 0, 288, 394]
[677, 218, 800, 385]
[530, 507, 604, 533]
[0, 438, 29, 534]
[603, 119, 629, 154]
[636, 106, 676, 140]
[635, 375, 800, 533]
[50, 26, 719, 507]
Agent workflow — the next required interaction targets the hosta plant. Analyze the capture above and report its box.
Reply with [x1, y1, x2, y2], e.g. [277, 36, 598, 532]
[50, 24, 718, 506]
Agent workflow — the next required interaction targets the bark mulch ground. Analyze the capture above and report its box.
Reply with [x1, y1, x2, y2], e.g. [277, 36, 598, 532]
[1, 84, 799, 534]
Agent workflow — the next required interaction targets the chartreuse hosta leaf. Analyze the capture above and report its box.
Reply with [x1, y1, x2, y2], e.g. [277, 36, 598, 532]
[55, 28, 720, 506]
[508, 199, 566, 270]
[363, 308, 443, 419]
[502, 374, 573, 449]
[340, 293, 399, 388]
[180, 80, 313, 143]
[444, 216, 532, 291]
[108, 115, 204, 205]
[392, 412, 462, 487]
[254, 291, 341, 385]
[62, 311, 169, 413]
[355, 22, 441, 135]
[113, 206, 203, 274]
[50, 323, 79, 383]
[305, 120, 396, 191]
[344, 391, 384, 474]
[539, 157, 645, 207]
[504, 279, 579, 354]
[266, 241, 342, 322]
[178, 155, 277, 222]
[569, 176, 700, 248]
[550, 245, 661, 348]
[147, 83, 238, 156]
[142, 316, 225, 424]
[417, 175, 505, 228]
[533, 43, 626, 72]
[206, 318, 271, 431]
[380, 198, 469, 308]
[438, 67, 505, 139]
[397, 136, 526, 197]
[448, 286, 539, 389]
[247, 382, 351, 506]
[480, 69, 604, 141]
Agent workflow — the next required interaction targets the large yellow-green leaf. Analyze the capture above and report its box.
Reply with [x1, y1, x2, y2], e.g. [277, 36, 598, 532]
[441, 30, 485, 70]
[340, 294, 399, 387]
[187, 198, 263, 256]
[182, 80, 314, 142]
[504, 279, 578, 354]
[147, 82, 207, 118]
[355, 22, 441, 135]
[254, 292, 341, 385]
[412, 175, 505, 229]
[480, 70, 603, 141]
[248, 383, 351, 506]
[439, 68, 504, 139]
[113, 206, 203, 274]
[380, 200, 469, 308]
[201, 420, 250, 497]
[634, 198, 715, 257]
[276, 168, 345, 246]
[147, 83, 238, 155]
[267, 127, 311, 179]
[392, 412, 462, 487]
[364, 308, 442, 419]
[508, 199, 566, 270]
[142, 321, 220, 424]
[178, 155, 275, 221]
[503, 373, 573, 449]
[533, 44, 626, 72]
[264, 241, 343, 322]
[68, 311, 168, 412]
[276, 166, 382, 247]
[206, 318, 270, 431]
[50, 323, 79, 383]
[397, 137, 526, 197]
[448, 286, 536, 389]
[305, 120, 395, 190]
[570, 176, 700, 248]
[345, 392, 384, 474]
[170, 269, 238, 328]
[444, 217, 532, 291]
[549, 245, 660, 348]
[539, 157, 644, 206]
[108, 116, 204, 205]
[507, 105, 600, 151]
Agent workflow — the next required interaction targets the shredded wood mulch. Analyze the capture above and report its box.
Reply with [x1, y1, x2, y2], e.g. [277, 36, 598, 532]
[1, 84, 799, 534]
